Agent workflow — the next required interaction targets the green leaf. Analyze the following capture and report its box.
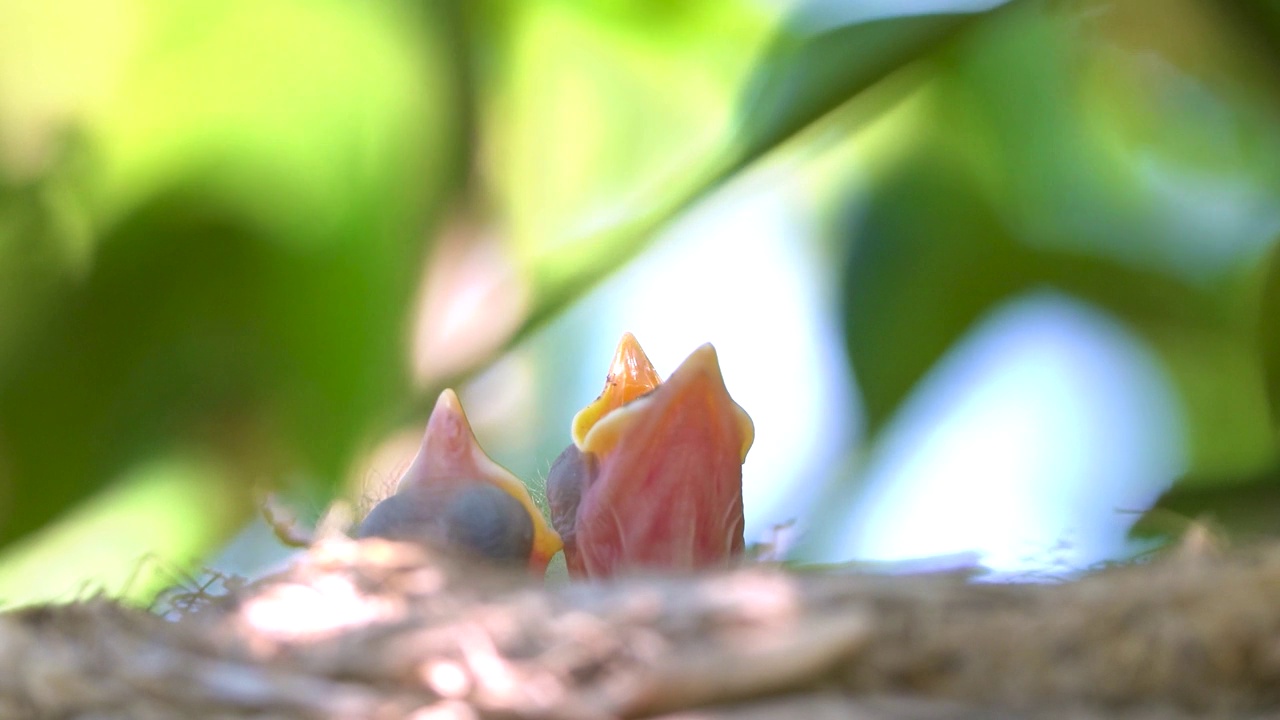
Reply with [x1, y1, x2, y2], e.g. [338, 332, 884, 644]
[0, 0, 458, 557]
[0, 455, 248, 608]
[839, 149, 1031, 434]
[838, 0, 1280, 471]
[478, 1, 773, 297]
[840, 141, 1274, 472]
[475, 0, 1015, 354]
[735, 5, 1000, 161]
[1259, 241, 1280, 428]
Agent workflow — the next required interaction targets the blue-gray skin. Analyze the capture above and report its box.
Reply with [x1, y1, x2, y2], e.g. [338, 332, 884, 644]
[545, 444, 596, 563]
[357, 482, 534, 566]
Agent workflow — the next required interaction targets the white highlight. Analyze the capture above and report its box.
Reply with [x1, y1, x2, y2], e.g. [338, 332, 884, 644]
[831, 291, 1186, 574]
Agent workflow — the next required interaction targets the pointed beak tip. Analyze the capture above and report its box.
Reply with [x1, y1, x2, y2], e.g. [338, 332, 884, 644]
[610, 332, 660, 380]
[572, 332, 663, 447]
[429, 388, 469, 428]
[659, 342, 755, 462]
[657, 344, 724, 395]
[435, 387, 462, 410]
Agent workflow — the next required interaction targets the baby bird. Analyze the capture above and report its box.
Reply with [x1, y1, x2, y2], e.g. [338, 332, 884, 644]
[358, 389, 562, 574]
[548, 333, 753, 578]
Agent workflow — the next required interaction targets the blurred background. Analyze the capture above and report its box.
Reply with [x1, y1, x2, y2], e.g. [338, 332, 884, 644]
[2, 0, 1280, 604]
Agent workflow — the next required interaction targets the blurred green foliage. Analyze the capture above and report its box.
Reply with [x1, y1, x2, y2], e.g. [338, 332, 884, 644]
[1, 0, 1279, 603]
[844, 1, 1280, 471]
[0, 0, 458, 601]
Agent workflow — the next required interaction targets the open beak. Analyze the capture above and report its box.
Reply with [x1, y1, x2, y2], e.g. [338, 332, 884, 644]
[548, 334, 754, 578]
[359, 389, 562, 574]
[570, 332, 663, 446]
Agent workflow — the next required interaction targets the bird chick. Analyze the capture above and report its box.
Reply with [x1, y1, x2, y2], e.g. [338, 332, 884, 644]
[358, 389, 562, 574]
[548, 333, 753, 578]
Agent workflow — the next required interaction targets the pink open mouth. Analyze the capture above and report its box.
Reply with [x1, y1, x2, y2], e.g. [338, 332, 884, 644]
[548, 334, 753, 578]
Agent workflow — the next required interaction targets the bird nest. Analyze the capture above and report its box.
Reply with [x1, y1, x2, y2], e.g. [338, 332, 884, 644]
[2, 536, 1280, 719]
